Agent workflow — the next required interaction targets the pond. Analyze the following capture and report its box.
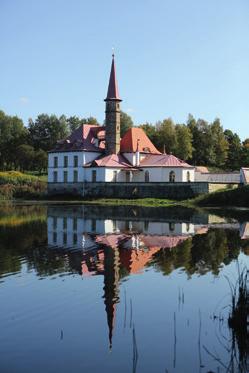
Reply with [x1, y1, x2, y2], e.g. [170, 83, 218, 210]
[0, 204, 248, 373]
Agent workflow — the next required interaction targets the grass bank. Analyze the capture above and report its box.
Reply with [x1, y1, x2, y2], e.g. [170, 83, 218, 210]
[193, 185, 249, 208]
[0, 171, 47, 200]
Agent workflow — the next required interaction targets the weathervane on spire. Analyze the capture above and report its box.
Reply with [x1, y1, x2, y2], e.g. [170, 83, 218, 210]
[112, 47, 115, 58]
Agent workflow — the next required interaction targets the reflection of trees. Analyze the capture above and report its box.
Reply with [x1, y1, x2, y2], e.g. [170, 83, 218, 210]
[0, 220, 66, 278]
[153, 229, 241, 276]
[0, 205, 46, 227]
[153, 238, 193, 275]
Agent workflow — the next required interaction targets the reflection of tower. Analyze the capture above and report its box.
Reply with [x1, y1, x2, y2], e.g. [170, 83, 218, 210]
[103, 246, 120, 349]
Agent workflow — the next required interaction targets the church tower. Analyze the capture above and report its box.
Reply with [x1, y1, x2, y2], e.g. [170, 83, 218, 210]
[104, 54, 122, 154]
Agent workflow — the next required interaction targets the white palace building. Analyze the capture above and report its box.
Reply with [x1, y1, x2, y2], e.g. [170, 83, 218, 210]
[47, 55, 247, 197]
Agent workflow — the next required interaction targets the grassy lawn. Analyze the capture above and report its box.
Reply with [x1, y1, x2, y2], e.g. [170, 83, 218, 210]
[193, 185, 249, 208]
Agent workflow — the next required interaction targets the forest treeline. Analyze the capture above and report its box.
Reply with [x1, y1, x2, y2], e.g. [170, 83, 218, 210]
[0, 109, 248, 172]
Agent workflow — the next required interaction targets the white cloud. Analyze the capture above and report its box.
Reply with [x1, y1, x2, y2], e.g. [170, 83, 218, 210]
[19, 96, 29, 105]
[126, 107, 134, 113]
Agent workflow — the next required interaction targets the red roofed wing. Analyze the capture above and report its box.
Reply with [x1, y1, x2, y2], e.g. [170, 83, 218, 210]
[120, 128, 161, 154]
[140, 154, 192, 167]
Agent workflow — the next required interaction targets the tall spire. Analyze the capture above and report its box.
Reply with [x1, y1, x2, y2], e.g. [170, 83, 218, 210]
[105, 54, 121, 101]
[104, 54, 122, 154]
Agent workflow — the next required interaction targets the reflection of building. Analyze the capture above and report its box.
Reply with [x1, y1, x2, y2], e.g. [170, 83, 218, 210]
[240, 223, 249, 240]
[47, 207, 249, 348]
[47, 215, 198, 251]
[47, 208, 203, 347]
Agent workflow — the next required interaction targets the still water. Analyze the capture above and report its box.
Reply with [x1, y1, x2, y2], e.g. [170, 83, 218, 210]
[0, 204, 249, 373]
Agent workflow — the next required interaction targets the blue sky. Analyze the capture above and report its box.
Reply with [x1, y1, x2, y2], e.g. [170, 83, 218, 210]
[0, 0, 248, 139]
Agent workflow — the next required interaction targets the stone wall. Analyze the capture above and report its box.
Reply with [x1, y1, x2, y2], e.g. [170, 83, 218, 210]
[48, 181, 239, 200]
[48, 181, 209, 199]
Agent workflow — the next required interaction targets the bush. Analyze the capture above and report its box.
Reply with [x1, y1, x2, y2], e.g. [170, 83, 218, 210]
[0, 172, 47, 200]
[0, 171, 38, 185]
[196, 185, 249, 207]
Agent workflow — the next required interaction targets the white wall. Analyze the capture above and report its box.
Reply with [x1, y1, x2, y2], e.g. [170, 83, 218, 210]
[195, 171, 240, 183]
[48, 151, 195, 183]
[48, 151, 101, 182]
[132, 167, 195, 182]
[123, 153, 136, 166]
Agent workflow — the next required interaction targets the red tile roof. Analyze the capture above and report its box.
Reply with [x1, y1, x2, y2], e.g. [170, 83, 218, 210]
[50, 124, 105, 152]
[119, 247, 160, 274]
[120, 127, 161, 154]
[105, 55, 121, 101]
[140, 154, 193, 168]
[91, 154, 133, 168]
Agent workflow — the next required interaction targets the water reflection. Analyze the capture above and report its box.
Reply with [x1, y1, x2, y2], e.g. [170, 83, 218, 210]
[0, 204, 249, 372]
[46, 205, 249, 278]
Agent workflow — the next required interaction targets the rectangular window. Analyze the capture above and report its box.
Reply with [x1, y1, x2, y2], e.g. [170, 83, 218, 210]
[53, 171, 58, 182]
[74, 155, 78, 167]
[113, 171, 117, 182]
[63, 217, 67, 230]
[73, 170, 78, 182]
[64, 171, 68, 182]
[54, 156, 58, 168]
[64, 156, 68, 167]
[73, 233, 77, 246]
[73, 217, 77, 231]
[63, 232, 67, 245]
[91, 219, 96, 232]
[53, 232, 57, 244]
[92, 170, 96, 182]
[53, 217, 57, 229]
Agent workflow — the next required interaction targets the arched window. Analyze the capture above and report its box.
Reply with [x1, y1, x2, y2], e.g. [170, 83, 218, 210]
[145, 171, 149, 182]
[187, 171, 191, 182]
[169, 171, 175, 183]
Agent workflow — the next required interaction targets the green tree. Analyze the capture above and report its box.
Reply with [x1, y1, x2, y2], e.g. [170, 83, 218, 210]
[67, 116, 99, 132]
[188, 118, 215, 166]
[16, 144, 35, 171]
[156, 118, 177, 153]
[175, 124, 193, 160]
[81, 116, 98, 125]
[34, 149, 48, 174]
[120, 111, 133, 137]
[28, 114, 69, 151]
[224, 130, 242, 170]
[66, 116, 82, 132]
[211, 119, 228, 168]
[0, 110, 27, 170]
[241, 138, 249, 167]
